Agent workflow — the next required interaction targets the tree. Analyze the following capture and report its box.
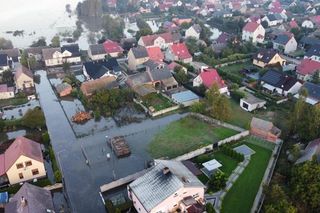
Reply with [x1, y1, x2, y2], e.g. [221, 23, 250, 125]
[208, 171, 227, 192]
[190, 101, 206, 114]
[101, 15, 124, 40]
[20, 51, 37, 70]
[1, 70, 13, 86]
[0, 37, 13, 49]
[51, 35, 60, 47]
[291, 161, 320, 210]
[21, 107, 46, 129]
[174, 67, 189, 84]
[206, 84, 231, 121]
[62, 62, 71, 73]
[206, 203, 215, 213]
[30, 37, 47, 47]
[312, 70, 320, 84]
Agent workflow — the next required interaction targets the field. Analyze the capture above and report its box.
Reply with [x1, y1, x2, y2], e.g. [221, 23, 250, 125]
[141, 93, 175, 112]
[221, 138, 273, 213]
[0, 97, 28, 108]
[148, 116, 238, 158]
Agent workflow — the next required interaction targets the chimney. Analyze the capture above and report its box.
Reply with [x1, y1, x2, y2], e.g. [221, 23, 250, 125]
[163, 167, 170, 175]
[20, 196, 27, 208]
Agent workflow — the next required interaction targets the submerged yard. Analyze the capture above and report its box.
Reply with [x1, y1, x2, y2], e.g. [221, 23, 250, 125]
[221, 137, 274, 213]
[148, 116, 238, 158]
[141, 93, 175, 112]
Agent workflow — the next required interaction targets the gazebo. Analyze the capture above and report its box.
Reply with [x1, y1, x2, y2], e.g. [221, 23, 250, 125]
[201, 159, 222, 177]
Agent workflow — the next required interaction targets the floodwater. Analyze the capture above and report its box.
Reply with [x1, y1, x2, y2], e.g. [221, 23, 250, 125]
[0, 0, 90, 49]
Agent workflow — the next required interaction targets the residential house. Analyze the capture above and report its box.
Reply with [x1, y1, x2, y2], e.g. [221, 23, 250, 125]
[273, 33, 297, 54]
[83, 59, 120, 80]
[42, 44, 81, 67]
[240, 92, 266, 112]
[211, 32, 231, 53]
[120, 38, 137, 51]
[4, 183, 54, 213]
[0, 84, 14, 99]
[260, 69, 302, 96]
[80, 76, 118, 96]
[253, 49, 286, 68]
[14, 66, 34, 90]
[294, 82, 320, 105]
[25, 46, 48, 61]
[126, 61, 178, 96]
[128, 46, 150, 71]
[0, 48, 20, 63]
[162, 21, 179, 32]
[250, 117, 281, 143]
[88, 44, 108, 61]
[296, 138, 320, 164]
[185, 24, 202, 39]
[103, 39, 124, 57]
[146, 47, 164, 62]
[167, 61, 187, 74]
[56, 83, 72, 97]
[138, 32, 180, 49]
[190, 61, 209, 73]
[262, 14, 283, 27]
[193, 68, 229, 94]
[245, 15, 261, 24]
[165, 43, 192, 63]
[172, 18, 192, 26]
[242, 22, 265, 43]
[128, 160, 205, 213]
[0, 54, 9, 72]
[0, 137, 46, 185]
[296, 59, 320, 81]
[304, 44, 320, 62]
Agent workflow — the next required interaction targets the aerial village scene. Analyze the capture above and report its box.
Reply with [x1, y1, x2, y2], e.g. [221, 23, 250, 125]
[0, 0, 320, 212]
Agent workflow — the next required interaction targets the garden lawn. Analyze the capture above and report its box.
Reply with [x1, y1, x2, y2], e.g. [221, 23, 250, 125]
[0, 97, 28, 108]
[219, 62, 251, 76]
[228, 99, 253, 129]
[221, 142, 272, 213]
[141, 93, 175, 111]
[148, 116, 238, 158]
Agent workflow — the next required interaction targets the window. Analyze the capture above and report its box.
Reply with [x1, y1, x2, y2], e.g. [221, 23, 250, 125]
[25, 161, 32, 167]
[32, 169, 39, 176]
[19, 173, 24, 179]
[16, 163, 23, 169]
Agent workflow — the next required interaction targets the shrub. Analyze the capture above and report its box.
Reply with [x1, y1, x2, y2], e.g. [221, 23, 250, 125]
[208, 171, 227, 192]
[206, 203, 216, 213]
[42, 131, 50, 145]
[54, 170, 62, 183]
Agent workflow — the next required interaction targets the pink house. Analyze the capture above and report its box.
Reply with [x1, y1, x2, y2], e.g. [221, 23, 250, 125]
[128, 160, 205, 213]
[193, 68, 229, 94]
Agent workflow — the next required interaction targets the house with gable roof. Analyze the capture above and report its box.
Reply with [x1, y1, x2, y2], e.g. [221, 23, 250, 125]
[0, 54, 9, 73]
[42, 44, 81, 67]
[262, 14, 284, 27]
[253, 49, 286, 68]
[88, 44, 108, 61]
[14, 66, 34, 91]
[128, 160, 205, 213]
[294, 82, 320, 106]
[165, 43, 192, 63]
[304, 44, 320, 62]
[185, 24, 201, 39]
[4, 183, 54, 213]
[0, 84, 14, 100]
[273, 33, 297, 54]
[250, 117, 281, 143]
[103, 39, 124, 57]
[0, 137, 46, 185]
[146, 46, 164, 62]
[138, 32, 180, 49]
[296, 138, 320, 164]
[242, 22, 265, 43]
[193, 68, 229, 94]
[128, 46, 150, 71]
[296, 59, 320, 81]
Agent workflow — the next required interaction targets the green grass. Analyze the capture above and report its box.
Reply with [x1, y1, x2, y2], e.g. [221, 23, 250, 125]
[0, 97, 28, 108]
[219, 62, 252, 75]
[141, 93, 175, 111]
[148, 116, 238, 158]
[197, 173, 209, 184]
[221, 142, 272, 213]
[228, 99, 253, 129]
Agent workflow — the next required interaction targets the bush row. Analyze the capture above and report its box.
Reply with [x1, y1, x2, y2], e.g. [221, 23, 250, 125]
[221, 145, 245, 162]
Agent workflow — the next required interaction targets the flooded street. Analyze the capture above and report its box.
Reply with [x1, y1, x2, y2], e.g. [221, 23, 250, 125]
[35, 70, 187, 212]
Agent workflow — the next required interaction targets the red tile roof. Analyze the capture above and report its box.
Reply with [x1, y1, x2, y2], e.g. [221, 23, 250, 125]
[0, 154, 5, 176]
[103, 40, 123, 54]
[243, 22, 260, 33]
[146, 47, 164, 62]
[170, 43, 192, 60]
[4, 137, 43, 172]
[289, 19, 299, 29]
[297, 59, 320, 76]
[311, 15, 320, 26]
[200, 68, 226, 89]
[141, 32, 176, 47]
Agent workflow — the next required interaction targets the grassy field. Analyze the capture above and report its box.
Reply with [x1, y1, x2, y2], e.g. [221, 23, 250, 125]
[148, 116, 238, 158]
[221, 140, 273, 213]
[141, 93, 175, 111]
[219, 62, 252, 76]
[0, 97, 28, 108]
[228, 99, 253, 129]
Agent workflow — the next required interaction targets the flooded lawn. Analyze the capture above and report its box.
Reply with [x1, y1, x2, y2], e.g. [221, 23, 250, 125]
[1, 100, 40, 120]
